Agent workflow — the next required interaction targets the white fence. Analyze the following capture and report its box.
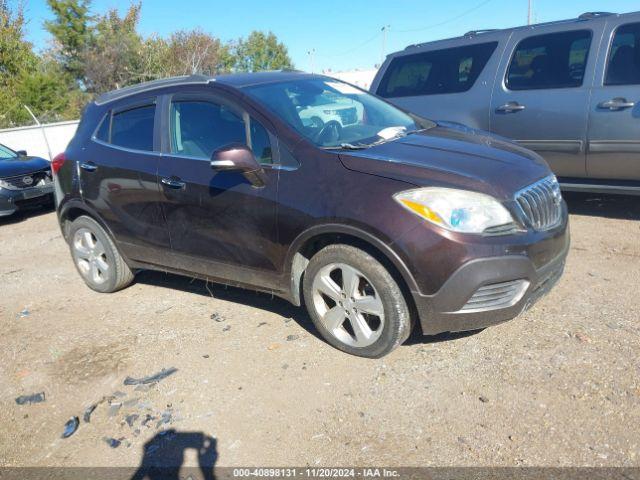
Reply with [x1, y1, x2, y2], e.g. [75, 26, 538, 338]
[0, 120, 79, 161]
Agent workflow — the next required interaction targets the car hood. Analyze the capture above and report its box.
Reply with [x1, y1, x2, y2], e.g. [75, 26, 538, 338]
[338, 123, 551, 199]
[0, 155, 50, 178]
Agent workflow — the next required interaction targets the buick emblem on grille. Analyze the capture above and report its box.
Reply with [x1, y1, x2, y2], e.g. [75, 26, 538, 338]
[22, 176, 34, 186]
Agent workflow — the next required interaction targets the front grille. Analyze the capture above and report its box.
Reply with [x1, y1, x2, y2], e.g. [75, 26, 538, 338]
[337, 107, 357, 125]
[516, 175, 563, 231]
[459, 279, 529, 312]
[0, 170, 52, 190]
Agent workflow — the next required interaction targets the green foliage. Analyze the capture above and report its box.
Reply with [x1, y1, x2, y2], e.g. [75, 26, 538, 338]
[0, 1, 63, 128]
[44, 0, 93, 81]
[0, 1, 37, 77]
[232, 31, 293, 72]
[81, 2, 147, 93]
[1, 0, 295, 127]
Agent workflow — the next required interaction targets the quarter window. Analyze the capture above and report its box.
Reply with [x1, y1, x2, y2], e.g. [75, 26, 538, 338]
[378, 42, 498, 98]
[94, 113, 110, 142]
[605, 22, 640, 86]
[506, 30, 592, 90]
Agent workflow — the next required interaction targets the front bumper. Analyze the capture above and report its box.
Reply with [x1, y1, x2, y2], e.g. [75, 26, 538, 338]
[412, 227, 570, 335]
[0, 184, 54, 217]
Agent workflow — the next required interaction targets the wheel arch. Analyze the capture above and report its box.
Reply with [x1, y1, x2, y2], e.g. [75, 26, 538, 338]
[58, 201, 116, 244]
[286, 224, 419, 309]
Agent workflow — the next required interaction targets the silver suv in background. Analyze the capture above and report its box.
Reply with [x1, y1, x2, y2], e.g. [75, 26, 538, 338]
[371, 11, 640, 195]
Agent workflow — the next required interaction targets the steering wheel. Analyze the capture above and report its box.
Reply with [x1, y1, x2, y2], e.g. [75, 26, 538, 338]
[313, 120, 342, 145]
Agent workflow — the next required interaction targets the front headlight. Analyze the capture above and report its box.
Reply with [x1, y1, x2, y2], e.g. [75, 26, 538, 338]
[394, 187, 515, 234]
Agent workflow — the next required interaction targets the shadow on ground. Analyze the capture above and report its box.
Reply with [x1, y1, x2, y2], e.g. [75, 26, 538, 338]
[136, 270, 323, 341]
[564, 192, 640, 220]
[130, 430, 217, 480]
[137, 270, 485, 350]
[0, 204, 54, 226]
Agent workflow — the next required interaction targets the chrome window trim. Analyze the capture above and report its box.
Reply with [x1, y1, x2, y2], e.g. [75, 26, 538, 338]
[91, 137, 160, 157]
[90, 101, 158, 154]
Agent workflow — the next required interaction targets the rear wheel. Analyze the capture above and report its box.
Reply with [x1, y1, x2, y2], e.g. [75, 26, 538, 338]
[303, 244, 412, 358]
[68, 216, 134, 293]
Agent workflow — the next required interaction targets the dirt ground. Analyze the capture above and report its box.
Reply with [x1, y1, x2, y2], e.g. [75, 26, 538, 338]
[0, 192, 639, 472]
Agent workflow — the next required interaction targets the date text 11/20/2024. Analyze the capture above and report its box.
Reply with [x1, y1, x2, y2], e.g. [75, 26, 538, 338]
[232, 468, 400, 478]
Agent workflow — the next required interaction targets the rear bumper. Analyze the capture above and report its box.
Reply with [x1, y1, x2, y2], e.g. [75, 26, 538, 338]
[412, 228, 570, 335]
[0, 185, 54, 216]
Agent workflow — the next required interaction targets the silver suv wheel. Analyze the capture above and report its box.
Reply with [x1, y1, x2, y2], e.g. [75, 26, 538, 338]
[72, 227, 110, 285]
[67, 216, 134, 293]
[311, 262, 385, 348]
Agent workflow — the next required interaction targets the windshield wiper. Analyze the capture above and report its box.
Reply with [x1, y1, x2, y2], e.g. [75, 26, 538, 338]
[322, 128, 422, 151]
[322, 143, 371, 150]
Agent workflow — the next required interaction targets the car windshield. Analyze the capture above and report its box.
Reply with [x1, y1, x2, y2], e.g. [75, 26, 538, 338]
[0, 144, 17, 159]
[244, 78, 434, 148]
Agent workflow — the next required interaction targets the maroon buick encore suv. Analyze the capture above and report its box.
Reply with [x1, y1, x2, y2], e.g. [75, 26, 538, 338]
[53, 71, 569, 357]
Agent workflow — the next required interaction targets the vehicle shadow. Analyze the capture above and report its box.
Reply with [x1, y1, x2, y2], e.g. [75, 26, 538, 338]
[404, 325, 484, 346]
[137, 271, 490, 348]
[135, 270, 323, 341]
[130, 430, 217, 480]
[0, 203, 55, 226]
[563, 191, 640, 220]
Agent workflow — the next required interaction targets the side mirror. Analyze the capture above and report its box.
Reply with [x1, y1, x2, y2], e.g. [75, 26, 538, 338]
[16, 150, 27, 157]
[210, 143, 266, 188]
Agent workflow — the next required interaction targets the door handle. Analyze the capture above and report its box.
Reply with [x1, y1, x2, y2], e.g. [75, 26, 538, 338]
[161, 177, 186, 190]
[598, 98, 636, 110]
[496, 102, 526, 113]
[79, 162, 97, 172]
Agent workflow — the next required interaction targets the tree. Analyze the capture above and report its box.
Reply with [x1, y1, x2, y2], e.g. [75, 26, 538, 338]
[0, 1, 41, 127]
[232, 31, 293, 72]
[14, 62, 76, 123]
[80, 2, 146, 93]
[165, 29, 230, 76]
[44, 0, 93, 82]
[0, 0, 37, 77]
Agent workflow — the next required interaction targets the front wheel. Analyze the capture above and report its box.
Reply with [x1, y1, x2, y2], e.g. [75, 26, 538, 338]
[303, 244, 413, 358]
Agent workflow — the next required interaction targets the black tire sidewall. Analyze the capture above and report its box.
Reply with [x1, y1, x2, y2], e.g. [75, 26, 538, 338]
[303, 244, 411, 358]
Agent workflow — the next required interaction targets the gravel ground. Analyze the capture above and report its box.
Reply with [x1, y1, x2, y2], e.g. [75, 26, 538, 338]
[0, 192, 639, 471]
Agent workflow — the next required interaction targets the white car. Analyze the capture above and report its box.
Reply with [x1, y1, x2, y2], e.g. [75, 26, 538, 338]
[298, 95, 364, 128]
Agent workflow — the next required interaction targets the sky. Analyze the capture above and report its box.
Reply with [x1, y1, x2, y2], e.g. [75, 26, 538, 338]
[20, 0, 640, 73]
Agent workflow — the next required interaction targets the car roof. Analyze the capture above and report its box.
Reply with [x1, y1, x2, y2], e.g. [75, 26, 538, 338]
[400, 10, 639, 53]
[93, 70, 323, 106]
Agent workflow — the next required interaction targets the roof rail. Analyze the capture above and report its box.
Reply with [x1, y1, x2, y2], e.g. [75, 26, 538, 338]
[464, 29, 498, 37]
[94, 75, 213, 106]
[578, 12, 615, 20]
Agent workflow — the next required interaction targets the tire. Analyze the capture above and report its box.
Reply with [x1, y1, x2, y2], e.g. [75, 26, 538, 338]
[67, 215, 134, 293]
[303, 244, 412, 358]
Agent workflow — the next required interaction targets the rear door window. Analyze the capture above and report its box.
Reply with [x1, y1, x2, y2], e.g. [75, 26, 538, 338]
[110, 104, 156, 151]
[605, 22, 640, 86]
[506, 30, 592, 90]
[378, 42, 498, 98]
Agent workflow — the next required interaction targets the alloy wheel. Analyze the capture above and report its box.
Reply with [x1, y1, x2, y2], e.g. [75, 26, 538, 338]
[311, 262, 385, 348]
[72, 228, 110, 285]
